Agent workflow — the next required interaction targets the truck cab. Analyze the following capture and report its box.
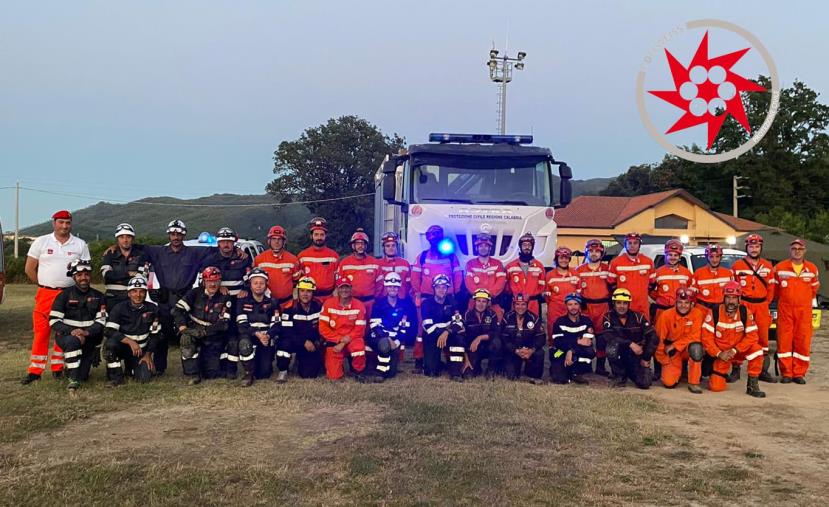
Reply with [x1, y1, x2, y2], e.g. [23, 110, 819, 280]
[374, 133, 573, 266]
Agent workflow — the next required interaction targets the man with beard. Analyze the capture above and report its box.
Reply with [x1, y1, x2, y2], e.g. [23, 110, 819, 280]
[464, 233, 507, 319]
[298, 217, 340, 303]
[692, 244, 734, 311]
[103, 275, 160, 386]
[545, 247, 579, 338]
[504, 233, 546, 316]
[550, 293, 595, 385]
[319, 277, 368, 381]
[574, 239, 611, 376]
[500, 293, 545, 384]
[254, 225, 302, 310]
[462, 288, 501, 379]
[602, 288, 658, 389]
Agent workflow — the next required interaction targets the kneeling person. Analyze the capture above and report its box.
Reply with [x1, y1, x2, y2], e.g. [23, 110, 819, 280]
[462, 289, 501, 379]
[501, 294, 545, 383]
[368, 272, 418, 381]
[319, 277, 368, 380]
[104, 276, 160, 385]
[654, 288, 705, 393]
[50, 259, 107, 394]
[602, 289, 658, 389]
[236, 268, 280, 386]
[274, 277, 324, 382]
[173, 267, 232, 384]
[421, 274, 466, 381]
[550, 293, 596, 385]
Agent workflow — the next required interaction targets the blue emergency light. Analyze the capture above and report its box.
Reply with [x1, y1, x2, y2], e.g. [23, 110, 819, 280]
[198, 232, 217, 244]
[428, 133, 533, 145]
[437, 238, 456, 255]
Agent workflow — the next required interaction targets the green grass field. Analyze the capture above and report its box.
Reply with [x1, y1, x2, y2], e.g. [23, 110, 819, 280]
[1, 284, 826, 506]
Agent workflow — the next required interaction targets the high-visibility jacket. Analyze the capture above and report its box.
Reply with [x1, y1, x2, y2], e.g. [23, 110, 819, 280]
[701, 304, 761, 359]
[731, 258, 775, 304]
[464, 257, 507, 298]
[608, 253, 654, 314]
[574, 262, 611, 302]
[319, 298, 367, 343]
[545, 267, 579, 335]
[651, 264, 693, 310]
[654, 306, 704, 363]
[254, 249, 302, 304]
[774, 260, 819, 307]
[692, 266, 733, 307]
[337, 254, 380, 301]
[410, 251, 463, 297]
[375, 257, 412, 299]
[504, 258, 546, 300]
[298, 246, 340, 295]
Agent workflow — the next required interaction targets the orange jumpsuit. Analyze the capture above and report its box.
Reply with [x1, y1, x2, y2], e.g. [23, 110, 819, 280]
[465, 257, 507, 319]
[375, 257, 412, 300]
[574, 262, 611, 331]
[545, 268, 579, 337]
[337, 254, 380, 316]
[608, 253, 654, 317]
[29, 287, 66, 375]
[654, 306, 705, 387]
[774, 259, 819, 378]
[410, 251, 463, 298]
[692, 266, 733, 309]
[298, 246, 340, 301]
[319, 298, 367, 380]
[253, 249, 301, 308]
[731, 258, 775, 354]
[650, 264, 693, 323]
[504, 258, 547, 315]
[701, 305, 763, 392]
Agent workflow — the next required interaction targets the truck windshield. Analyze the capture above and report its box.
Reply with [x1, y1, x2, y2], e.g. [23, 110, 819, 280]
[412, 162, 551, 206]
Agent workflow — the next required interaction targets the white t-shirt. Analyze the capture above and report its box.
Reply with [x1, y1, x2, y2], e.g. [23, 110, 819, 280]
[27, 233, 91, 288]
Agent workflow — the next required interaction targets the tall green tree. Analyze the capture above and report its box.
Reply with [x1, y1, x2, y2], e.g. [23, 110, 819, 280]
[267, 116, 405, 251]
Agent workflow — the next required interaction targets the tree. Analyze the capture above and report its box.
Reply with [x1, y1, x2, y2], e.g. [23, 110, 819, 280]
[266, 116, 405, 251]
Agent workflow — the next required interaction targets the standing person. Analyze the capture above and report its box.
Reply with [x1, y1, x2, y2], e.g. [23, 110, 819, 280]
[319, 277, 368, 381]
[22, 210, 91, 384]
[701, 281, 766, 397]
[273, 277, 324, 382]
[421, 274, 466, 381]
[103, 275, 160, 386]
[504, 233, 547, 316]
[374, 232, 412, 300]
[464, 233, 507, 319]
[368, 272, 418, 382]
[692, 244, 733, 311]
[254, 225, 302, 310]
[575, 239, 611, 376]
[235, 268, 279, 386]
[500, 294, 545, 384]
[101, 223, 148, 309]
[550, 293, 595, 385]
[774, 239, 820, 384]
[654, 288, 705, 394]
[545, 247, 579, 337]
[462, 289, 502, 379]
[337, 228, 380, 317]
[298, 217, 340, 303]
[650, 239, 693, 324]
[732, 234, 777, 382]
[49, 260, 106, 395]
[602, 288, 658, 389]
[608, 232, 654, 317]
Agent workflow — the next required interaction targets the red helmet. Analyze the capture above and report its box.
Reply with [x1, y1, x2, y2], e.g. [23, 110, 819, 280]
[309, 217, 328, 232]
[555, 247, 572, 258]
[584, 239, 605, 254]
[336, 275, 353, 288]
[518, 232, 535, 247]
[201, 266, 222, 282]
[675, 287, 694, 301]
[475, 233, 494, 246]
[381, 231, 399, 244]
[625, 232, 642, 243]
[513, 293, 528, 304]
[705, 243, 723, 257]
[268, 225, 286, 239]
[350, 228, 369, 244]
[723, 281, 742, 297]
[664, 239, 683, 254]
[744, 234, 763, 247]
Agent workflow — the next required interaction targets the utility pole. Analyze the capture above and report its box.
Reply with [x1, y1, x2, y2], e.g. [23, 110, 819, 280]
[487, 47, 526, 134]
[14, 181, 19, 258]
[733, 175, 750, 217]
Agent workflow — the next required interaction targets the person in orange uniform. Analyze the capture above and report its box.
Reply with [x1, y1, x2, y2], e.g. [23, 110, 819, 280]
[298, 217, 340, 303]
[254, 225, 302, 309]
[375, 232, 411, 301]
[651, 239, 693, 324]
[464, 233, 507, 319]
[700, 281, 766, 397]
[692, 244, 733, 311]
[575, 239, 611, 375]
[319, 277, 367, 381]
[337, 228, 380, 317]
[608, 232, 654, 317]
[774, 238, 820, 384]
[22, 210, 92, 385]
[505, 233, 547, 316]
[545, 247, 579, 337]
[654, 288, 705, 394]
[731, 234, 777, 383]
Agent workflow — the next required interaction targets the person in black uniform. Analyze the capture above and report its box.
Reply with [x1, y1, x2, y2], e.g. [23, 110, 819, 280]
[236, 268, 279, 386]
[421, 274, 465, 381]
[462, 288, 501, 379]
[550, 292, 596, 385]
[367, 272, 418, 382]
[500, 293, 545, 384]
[601, 288, 658, 389]
[100, 223, 148, 309]
[103, 275, 160, 386]
[49, 259, 106, 395]
[273, 276, 324, 382]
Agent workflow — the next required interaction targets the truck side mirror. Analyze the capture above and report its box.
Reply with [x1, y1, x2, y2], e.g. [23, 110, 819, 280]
[557, 163, 573, 208]
[383, 172, 396, 202]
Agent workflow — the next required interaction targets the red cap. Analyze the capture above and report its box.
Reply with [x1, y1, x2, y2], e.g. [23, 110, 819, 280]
[52, 210, 72, 220]
[723, 281, 742, 297]
[790, 238, 806, 247]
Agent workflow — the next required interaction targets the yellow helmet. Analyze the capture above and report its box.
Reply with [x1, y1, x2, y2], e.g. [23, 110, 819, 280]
[611, 288, 632, 302]
[472, 288, 492, 301]
[296, 276, 317, 291]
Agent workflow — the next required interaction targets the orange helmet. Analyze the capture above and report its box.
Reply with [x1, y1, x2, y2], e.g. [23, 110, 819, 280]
[723, 281, 742, 297]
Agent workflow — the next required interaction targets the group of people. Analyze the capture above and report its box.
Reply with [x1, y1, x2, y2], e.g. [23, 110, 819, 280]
[21, 210, 819, 399]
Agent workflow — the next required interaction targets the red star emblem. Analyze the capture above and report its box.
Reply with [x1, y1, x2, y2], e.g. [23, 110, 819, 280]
[648, 31, 766, 150]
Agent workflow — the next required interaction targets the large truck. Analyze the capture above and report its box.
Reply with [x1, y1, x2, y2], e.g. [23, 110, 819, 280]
[374, 133, 573, 266]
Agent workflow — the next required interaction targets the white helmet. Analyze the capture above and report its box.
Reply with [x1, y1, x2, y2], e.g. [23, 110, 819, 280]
[127, 275, 148, 291]
[383, 272, 402, 287]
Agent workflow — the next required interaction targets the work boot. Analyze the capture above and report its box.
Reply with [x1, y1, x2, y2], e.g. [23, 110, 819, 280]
[188, 376, 202, 386]
[726, 365, 741, 383]
[780, 377, 793, 384]
[759, 355, 778, 383]
[240, 372, 254, 387]
[225, 369, 238, 380]
[746, 376, 766, 398]
[367, 374, 386, 384]
[528, 378, 544, 386]
[485, 369, 497, 381]
[687, 384, 703, 394]
[792, 377, 806, 385]
[106, 379, 123, 388]
[571, 374, 589, 385]
[21, 373, 41, 385]
[67, 379, 80, 397]
[52, 370, 64, 380]
[275, 371, 288, 383]
[613, 378, 627, 388]
[594, 358, 609, 377]
[451, 375, 464, 383]
[411, 359, 424, 375]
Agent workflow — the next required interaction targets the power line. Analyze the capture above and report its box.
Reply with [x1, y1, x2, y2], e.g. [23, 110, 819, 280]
[16, 186, 374, 208]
